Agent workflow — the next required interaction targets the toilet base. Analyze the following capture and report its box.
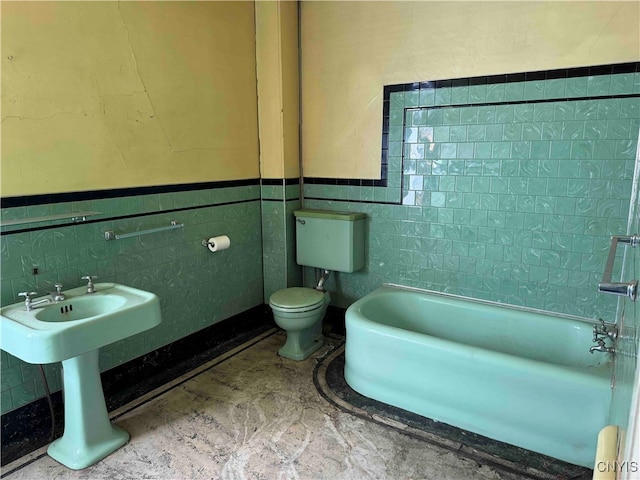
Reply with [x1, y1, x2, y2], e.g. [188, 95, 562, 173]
[278, 332, 324, 361]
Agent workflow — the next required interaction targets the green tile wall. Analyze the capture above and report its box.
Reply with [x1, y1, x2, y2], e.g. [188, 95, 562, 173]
[303, 70, 640, 322]
[609, 158, 640, 435]
[261, 183, 302, 302]
[0, 185, 263, 414]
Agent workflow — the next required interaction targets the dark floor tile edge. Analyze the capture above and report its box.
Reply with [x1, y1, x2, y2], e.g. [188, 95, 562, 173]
[313, 344, 592, 480]
[0, 304, 275, 466]
[109, 329, 279, 426]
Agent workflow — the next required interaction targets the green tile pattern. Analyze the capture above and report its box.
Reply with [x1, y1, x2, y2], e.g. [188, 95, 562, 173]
[0, 186, 263, 414]
[609, 174, 640, 432]
[261, 183, 302, 302]
[303, 71, 639, 321]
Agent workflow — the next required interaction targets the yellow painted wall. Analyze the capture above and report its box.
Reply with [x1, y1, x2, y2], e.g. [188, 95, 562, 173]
[301, 1, 640, 179]
[280, 1, 300, 180]
[1, 1, 259, 197]
[256, 0, 300, 180]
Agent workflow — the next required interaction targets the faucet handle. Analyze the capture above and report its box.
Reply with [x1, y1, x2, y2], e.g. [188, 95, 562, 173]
[18, 291, 37, 300]
[594, 319, 608, 336]
[81, 275, 98, 293]
[52, 283, 65, 302]
[593, 318, 618, 341]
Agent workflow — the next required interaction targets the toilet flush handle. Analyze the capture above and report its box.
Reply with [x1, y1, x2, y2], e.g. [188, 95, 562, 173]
[296, 219, 306, 225]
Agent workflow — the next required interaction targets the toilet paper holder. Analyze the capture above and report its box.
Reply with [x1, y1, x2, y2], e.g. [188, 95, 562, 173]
[201, 235, 231, 252]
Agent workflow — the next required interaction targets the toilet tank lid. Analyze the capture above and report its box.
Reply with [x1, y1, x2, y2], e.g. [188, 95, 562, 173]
[294, 209, 365, 221]
[270, 288, 325, 309]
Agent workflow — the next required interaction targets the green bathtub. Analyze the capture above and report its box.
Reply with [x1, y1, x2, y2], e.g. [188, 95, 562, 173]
[345, 284, 613, 468]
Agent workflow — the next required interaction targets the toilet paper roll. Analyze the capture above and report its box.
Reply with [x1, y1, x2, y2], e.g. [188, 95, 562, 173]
[206, 235, 230, 253]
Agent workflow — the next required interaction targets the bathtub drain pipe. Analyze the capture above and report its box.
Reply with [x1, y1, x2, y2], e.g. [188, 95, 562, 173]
[315, 269, 331, 292]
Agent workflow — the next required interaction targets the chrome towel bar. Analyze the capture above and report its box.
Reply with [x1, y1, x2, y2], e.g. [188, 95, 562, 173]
[598, 234, 640, 302]
[104, 220, 183, 241]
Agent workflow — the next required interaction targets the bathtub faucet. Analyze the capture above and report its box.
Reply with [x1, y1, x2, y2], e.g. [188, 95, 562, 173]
[593, 318, 618, 342]
[589, 340, 615, 354]
[589, 338, 615, 355]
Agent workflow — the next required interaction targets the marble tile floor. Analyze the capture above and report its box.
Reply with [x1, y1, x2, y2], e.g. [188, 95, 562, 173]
[4, 330, 535, 480]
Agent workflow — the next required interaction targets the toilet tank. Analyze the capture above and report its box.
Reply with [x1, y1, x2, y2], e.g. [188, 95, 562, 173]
[294, 209, 365, 273]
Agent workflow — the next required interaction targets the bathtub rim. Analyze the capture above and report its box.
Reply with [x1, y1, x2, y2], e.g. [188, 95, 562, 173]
[347, 285, 613, 373]
[377, 282, 606, 327]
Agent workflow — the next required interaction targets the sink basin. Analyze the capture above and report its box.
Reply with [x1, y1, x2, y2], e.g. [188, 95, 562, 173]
[36, 295, 127, 323]
[0, 282, 161, 364]
[0, 282, 161, 470]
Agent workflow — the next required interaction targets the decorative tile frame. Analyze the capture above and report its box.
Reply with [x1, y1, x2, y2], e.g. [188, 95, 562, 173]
[302, 62, 640, 320]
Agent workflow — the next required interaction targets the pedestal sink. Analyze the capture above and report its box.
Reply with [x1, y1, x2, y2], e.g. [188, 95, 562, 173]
[0, 283, 161, 469]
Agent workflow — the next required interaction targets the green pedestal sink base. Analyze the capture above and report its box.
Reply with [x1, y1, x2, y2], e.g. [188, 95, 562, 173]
[0, 282, 162, 469]
[48, 349, 129, 470]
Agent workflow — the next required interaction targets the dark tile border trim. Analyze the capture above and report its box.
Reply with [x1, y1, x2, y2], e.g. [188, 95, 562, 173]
[260, 178, 300, 186]
[303, 197, 399, 206]
[385, 62, 640, 95]
[1, 198, 261, 236]
[0, 304, 275, 467]
[1, 179, 261, 209]
[304, 178, 387, 188]
[407, 92, 640, 111]
[304, 61, 640, 199]
[261, 198, 301, 203]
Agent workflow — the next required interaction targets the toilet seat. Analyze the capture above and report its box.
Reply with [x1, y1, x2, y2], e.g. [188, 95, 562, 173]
[269, 287, 325, 313]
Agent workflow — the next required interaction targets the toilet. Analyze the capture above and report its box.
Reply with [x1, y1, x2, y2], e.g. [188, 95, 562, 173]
[269, 209, 366, 360]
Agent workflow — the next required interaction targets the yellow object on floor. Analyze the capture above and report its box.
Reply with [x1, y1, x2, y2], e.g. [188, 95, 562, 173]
[593, 425, 619, 480]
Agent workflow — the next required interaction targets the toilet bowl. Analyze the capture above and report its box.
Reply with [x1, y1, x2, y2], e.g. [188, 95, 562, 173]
[269, 287, 329, 361]
[269, 209, 365, 360]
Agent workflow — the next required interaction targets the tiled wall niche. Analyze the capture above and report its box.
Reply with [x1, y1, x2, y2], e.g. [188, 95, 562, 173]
[0, 183, 264, 414]
[304, 63, 640, 322]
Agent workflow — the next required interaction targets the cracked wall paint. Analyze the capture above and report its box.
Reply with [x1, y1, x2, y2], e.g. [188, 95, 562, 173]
[255, 1, 300, 180]
[1, 2, 259, 197]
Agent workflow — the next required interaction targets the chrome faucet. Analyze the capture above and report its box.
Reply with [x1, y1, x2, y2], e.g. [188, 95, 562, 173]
[590, 319, 617, 354]
[589, 338, 615, 354]
[18, 291, 52, 311]
[51, 283, 65, 302]
[81, 275, 98, 294]
[593, 318, 618, 342]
